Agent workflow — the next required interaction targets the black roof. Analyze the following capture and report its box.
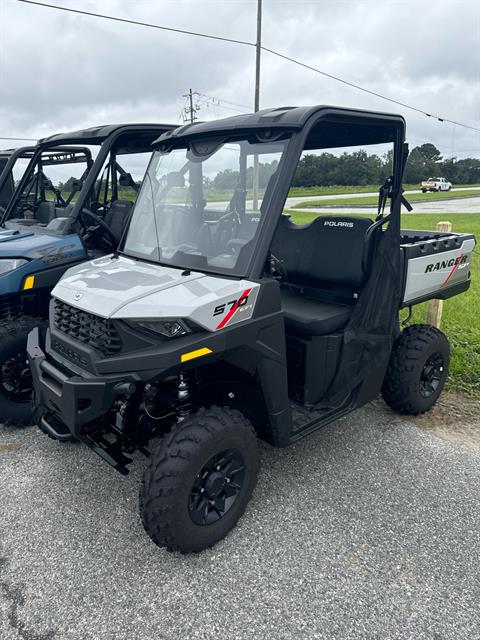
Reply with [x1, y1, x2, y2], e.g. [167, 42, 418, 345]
[0, 145, 91, 164]
[39, 123, 176, 147]
[154, 105, 406, 149]
[0, 148, 18, 157]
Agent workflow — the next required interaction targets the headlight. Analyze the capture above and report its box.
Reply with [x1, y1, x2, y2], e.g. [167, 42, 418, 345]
[0, 258, 28, 275]
[131, 319, 192, 339]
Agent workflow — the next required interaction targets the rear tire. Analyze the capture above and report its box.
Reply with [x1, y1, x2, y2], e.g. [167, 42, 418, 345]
[140, 406, 259, 553]
[381, 324, 450, 415]
[0, 317, 46, 426]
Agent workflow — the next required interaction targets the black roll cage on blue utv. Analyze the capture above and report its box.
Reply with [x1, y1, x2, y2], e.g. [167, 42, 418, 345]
[0, 145, 94, 223]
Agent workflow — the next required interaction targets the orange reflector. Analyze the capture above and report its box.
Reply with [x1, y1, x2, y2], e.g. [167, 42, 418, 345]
[181, 347, 212, 363]
[23, 275, 35, 290]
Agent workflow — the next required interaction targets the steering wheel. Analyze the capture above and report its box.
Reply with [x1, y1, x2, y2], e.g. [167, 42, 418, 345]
[215, 208, 241, 252]
[79, 208, 117, 251]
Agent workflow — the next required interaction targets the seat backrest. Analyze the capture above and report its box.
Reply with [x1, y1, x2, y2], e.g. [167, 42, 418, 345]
[271, 215, 377, 291]
[35, 201, 57, 224]
[103, 199, 133, 245]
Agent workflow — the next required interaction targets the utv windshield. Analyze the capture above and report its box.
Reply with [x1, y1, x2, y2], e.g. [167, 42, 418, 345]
[122, 137, 288, 276]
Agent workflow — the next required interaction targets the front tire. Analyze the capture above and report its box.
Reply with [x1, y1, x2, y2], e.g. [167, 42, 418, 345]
[381, 324, 450, 415]
[140, 406, 259, 553]
[0, 317, 46, 426]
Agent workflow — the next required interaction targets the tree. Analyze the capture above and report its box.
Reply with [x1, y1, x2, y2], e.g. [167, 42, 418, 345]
[418, 143, 442, 164]
[213, 169, 239, 191]
[60, 176, 79, 193]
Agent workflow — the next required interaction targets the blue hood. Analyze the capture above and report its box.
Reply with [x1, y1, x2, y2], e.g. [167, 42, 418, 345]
[0, 228, 87, 296]
[0, 228, 85, 261]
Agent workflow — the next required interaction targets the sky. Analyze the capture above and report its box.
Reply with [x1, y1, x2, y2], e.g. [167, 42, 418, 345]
[0, 0, 479, 161]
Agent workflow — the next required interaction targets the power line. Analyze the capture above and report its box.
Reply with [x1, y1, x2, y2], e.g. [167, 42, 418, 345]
[261, 47, 480, 133]
[0, 136, 38, 141]
[195, 93, 251, 111]
[17, 0, 480, 134]
[180, 91, 246, 123]
[193, 93, 250, 115]
[17, 0, 254, 47]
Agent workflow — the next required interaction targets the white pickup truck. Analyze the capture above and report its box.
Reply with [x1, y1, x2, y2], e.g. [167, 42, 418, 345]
[421, 177, 452, 192]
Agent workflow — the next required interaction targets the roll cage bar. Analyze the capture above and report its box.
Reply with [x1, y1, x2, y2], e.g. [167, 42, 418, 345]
[151, 105, 408, 280]
[2, 124, 174, 233]
[0, 146, 93, 225]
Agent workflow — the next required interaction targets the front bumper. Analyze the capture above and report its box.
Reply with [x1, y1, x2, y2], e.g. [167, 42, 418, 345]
[28, 327, 137, 441]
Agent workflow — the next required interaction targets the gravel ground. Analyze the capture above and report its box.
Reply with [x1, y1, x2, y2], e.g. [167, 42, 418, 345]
[1, 401, 480, 640]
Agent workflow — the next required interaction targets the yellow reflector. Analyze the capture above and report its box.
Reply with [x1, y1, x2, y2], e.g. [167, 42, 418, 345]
[23, 275, 35, 290]
[181, 347, 212, 363]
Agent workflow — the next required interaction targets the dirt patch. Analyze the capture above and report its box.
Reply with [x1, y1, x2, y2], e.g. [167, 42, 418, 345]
[397, 391, 480, 450]
[0, 443, 22, 453]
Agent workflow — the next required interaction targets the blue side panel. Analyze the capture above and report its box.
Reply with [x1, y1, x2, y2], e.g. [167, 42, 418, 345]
[0, 231, 87, 296]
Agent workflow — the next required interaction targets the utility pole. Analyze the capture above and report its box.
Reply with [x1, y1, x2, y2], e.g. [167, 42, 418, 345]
[183, 88, 199, 124]
[252, 0, 262, 211]
[254, 0, 262, 113]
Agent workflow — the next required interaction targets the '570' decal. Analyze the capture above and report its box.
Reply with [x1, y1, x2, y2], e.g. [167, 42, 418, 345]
[214, 288, 253, 330]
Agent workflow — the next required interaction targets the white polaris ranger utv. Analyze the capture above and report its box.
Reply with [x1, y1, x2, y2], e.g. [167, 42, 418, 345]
[28, 106, 476, 553]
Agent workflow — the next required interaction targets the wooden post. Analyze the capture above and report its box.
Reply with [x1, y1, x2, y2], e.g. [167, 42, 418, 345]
[426, 220, 453, 328]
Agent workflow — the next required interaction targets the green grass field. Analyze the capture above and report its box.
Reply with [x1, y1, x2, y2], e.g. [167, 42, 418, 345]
[287, 183, 480, 198]
[294, 188, 480, 209]
[289, 210, 480, 397]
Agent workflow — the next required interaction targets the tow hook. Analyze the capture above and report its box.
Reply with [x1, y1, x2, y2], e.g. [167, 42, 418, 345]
[113, 382, 136, 431]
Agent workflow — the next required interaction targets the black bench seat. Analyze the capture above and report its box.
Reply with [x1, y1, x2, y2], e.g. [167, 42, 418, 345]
[280, 288, 352, 336]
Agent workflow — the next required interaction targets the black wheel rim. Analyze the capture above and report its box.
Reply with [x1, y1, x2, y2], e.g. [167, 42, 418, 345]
[420, 352, 445, 398]
[188, 449, 245, 526]
[0, 349, 32, 403]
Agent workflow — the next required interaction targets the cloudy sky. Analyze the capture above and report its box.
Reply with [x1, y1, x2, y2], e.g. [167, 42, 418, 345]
[0, 0, 479, 159]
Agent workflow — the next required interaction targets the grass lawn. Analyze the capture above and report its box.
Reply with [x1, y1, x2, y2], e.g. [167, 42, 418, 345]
[287, 183, 480, 198]
[294, 189, 480, 209]
[289, 210, 480, 397]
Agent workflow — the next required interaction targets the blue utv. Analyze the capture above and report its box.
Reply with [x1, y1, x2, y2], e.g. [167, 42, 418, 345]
[0, 123, 173, 424]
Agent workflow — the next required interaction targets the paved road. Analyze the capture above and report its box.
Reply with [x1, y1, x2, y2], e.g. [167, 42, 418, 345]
[209, 188, 479, 214]
[1, 402, 479, 640]
[290, 196, 480, 215]
[284, 186, 480, 209]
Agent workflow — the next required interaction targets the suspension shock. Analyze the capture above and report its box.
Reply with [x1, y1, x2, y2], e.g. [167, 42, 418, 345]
[177, 372, 193, 420]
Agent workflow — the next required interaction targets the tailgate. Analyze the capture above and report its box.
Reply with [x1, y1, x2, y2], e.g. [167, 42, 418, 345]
[400, 230, 476, 306]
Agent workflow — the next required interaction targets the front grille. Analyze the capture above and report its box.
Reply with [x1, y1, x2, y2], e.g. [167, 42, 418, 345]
[53, 299, 121, 357]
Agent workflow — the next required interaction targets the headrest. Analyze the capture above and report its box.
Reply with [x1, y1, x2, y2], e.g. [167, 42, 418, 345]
[271, 215, 376, 289]
[119, 172, 135, 188]
[70, 179, 83, 192]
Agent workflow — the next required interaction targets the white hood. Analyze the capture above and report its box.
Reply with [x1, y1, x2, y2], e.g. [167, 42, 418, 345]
[52, 255, 260, 332]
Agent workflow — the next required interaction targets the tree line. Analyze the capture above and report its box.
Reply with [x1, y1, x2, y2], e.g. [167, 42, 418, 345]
[292, 143, 480, 187]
